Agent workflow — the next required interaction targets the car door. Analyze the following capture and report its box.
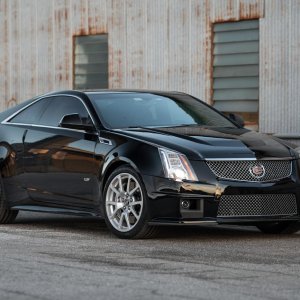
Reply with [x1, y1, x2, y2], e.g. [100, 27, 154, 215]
[23, 95, 100, 210]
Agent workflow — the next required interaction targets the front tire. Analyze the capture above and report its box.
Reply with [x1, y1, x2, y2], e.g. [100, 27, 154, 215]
[256, 221, 300, 234]
[0, 178, 18, 224]
[102, 166, 157, 239]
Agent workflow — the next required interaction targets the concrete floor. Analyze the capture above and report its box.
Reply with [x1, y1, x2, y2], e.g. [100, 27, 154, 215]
[0, 211, 299, 300]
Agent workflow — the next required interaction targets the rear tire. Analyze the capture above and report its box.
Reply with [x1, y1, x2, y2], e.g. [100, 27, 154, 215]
[256, 221, 300, 234]
[0, 178, 18, 224]
[102, 166, 158, 239]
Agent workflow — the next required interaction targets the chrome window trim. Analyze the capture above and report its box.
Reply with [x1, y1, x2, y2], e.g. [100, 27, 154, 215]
[2, 121, 89, 134]
[1, 93, 98, 128]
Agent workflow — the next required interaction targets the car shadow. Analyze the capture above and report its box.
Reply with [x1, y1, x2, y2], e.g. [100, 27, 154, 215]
[12, 211, 300, 241]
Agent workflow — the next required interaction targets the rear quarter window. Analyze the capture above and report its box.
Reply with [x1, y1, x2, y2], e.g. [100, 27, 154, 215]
[9, 98, 51, 124]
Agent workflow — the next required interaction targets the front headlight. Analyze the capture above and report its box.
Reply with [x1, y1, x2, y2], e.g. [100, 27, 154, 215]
[159, 148, 198, 181]
[295, 147, 300, 159]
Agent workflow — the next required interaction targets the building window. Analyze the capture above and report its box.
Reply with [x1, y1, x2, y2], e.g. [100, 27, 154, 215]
[73, 34, 108, 89]
[212, 20, 259, 130]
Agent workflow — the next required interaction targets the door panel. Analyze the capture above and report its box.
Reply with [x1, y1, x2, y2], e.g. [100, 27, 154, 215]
[23, 127, 99, 209]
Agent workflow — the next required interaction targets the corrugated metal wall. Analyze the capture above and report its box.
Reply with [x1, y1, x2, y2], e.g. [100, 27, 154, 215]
[0, 0, 299, 141]
[260, 0, 300, 140]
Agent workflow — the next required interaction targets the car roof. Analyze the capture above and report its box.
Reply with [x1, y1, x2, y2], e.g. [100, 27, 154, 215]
[47, 89, 186, 97]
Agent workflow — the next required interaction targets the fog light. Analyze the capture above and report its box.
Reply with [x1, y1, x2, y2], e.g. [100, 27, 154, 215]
[181, 200, 191, 209]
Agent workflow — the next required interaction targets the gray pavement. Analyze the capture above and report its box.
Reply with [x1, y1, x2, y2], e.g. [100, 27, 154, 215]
[0, 211, 300, 300]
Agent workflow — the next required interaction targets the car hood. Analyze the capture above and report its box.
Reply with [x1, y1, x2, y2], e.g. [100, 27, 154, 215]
[117, 126, 294, 160]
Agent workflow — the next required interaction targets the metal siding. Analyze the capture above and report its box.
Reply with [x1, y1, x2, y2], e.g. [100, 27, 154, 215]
[54, 0, 72, 90]
[107, 0, 127, 88]
[190, 0, 211, 101]
[19, 0, 38, 102]
[168, 0, 191, 93]
[87, 0, 108, 34]
[146, 0, 169, 90]
[260, 0, 300, 139]
[8, 0, 20, 108]
[36, 0, 55, 94]
[0, 0, 265, 104]
[126, 0, 147, 88]
[0, 0, 9, 111]
[2, 0, 299, 141]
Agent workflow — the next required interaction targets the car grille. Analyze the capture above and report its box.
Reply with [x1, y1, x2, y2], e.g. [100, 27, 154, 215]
[205, 160, 292, 182]
[217, 194, 298, 217]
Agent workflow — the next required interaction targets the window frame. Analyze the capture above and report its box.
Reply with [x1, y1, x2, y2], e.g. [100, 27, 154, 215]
[2, 94, 97, 133]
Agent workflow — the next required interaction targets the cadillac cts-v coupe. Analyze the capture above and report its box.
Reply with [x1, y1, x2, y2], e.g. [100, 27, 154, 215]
[0, 90, 299, 238]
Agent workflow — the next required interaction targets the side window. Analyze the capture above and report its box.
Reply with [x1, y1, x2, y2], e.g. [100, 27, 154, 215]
[38, 96, 90, 127]
[9, 98, 51, 124]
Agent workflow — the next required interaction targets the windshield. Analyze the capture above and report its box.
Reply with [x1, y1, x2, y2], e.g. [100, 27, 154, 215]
[88, 92, 236, 129]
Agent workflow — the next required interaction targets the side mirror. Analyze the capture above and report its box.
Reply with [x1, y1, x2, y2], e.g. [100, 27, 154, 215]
[228, 113, 245, 127]
[59, 113, 95, 132]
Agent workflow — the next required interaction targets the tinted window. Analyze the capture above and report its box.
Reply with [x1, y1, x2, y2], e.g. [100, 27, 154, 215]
[9, 98, 51, 124]
[0, 98, 35, 122]
[89, 93, 235, 129]
[38, 96, 89, 127]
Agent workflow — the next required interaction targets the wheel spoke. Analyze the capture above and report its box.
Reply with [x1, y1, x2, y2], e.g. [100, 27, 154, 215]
[106, 200, 116, 205]
[126, 175, 131, 193]
[131, 200, 142, 206]
[130, 207, 139, 219]
[111, 186, 120, 196]
[129, 185, 139, 196]
[110, 207, 120, 219]
[118, 212, 125, 229]
[118, 175, 124, 192]
[124, 212, 131, 229]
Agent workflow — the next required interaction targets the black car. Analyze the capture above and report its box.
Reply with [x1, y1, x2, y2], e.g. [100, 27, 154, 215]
[0, 90, 299, 238]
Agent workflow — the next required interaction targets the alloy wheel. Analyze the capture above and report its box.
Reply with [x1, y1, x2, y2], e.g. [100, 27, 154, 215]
[105, 172, 143, 232]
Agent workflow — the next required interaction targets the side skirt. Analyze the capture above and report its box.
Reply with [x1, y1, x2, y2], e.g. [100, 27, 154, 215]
[11, 205, 101, 217]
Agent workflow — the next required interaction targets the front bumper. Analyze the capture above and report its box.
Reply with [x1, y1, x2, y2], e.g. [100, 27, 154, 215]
[142, 170, 300, 225]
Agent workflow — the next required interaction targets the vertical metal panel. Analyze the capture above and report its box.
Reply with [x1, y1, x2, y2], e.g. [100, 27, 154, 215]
[210, 0, 264, 22]
[260, 0, 300, 136]
[107, 0, 127, 88]
[239, 0, 265, 19]
[167, 0, 191, 93]
[190, 0, 211, 101]
[53, 0, 71, 90]
[19, 0, 37, 102]
[126, 0, 147, 88]
[72, 0, 89, 36]
[36, 0, 55, 94]
[87, 0, 108, 34]
[8, 0, 20, 108]
[0, 0, 9, 111]
[146, 0, 169, 90]
[210, 0, 239, 22]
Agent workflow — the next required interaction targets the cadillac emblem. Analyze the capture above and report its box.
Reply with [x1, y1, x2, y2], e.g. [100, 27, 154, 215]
[249, 164, 265, 178]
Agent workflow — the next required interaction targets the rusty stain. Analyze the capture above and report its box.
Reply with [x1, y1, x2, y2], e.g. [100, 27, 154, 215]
[239, 1, 262, 19]
[7, 98, 17, 108]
